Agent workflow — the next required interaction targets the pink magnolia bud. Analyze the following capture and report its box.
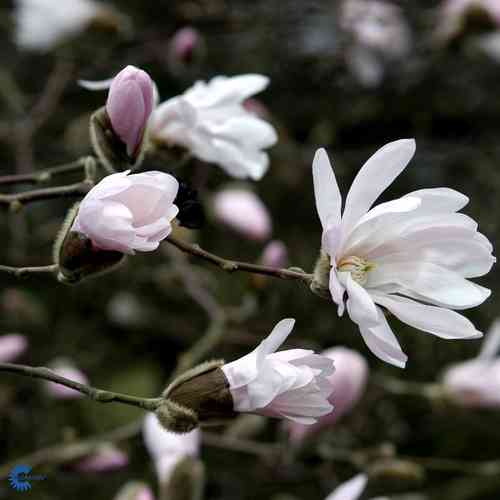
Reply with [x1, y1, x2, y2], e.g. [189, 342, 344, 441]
[212, 188, 272, 241]
[260, 240, 288, 268]
[75, 445, 129, 472]
[287, 347, 368, 443]
[106, 65, 155, 157]
[169, 27, 200, 64]
[0, 334, 28, 362]
[45, 359, 89, 399]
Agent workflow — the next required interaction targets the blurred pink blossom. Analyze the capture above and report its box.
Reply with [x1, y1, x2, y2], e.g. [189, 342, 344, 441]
[114, 482, 155, 500]
[212, 188, 272, 241]
[168, 27, 201, 64]
[75, 444, 129, 472]
[106, 65, 155, 157]
[442, 319, 500, 408]
[287, 347, 368, 443]
[0, 334, 28, 362]
[260, 240, 288, 268]
[46, 359, 89, 399]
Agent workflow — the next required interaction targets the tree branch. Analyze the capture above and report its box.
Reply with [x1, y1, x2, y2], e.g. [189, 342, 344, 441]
[165, 235, 313, 284]
[0, 363, 163, 411]
[0, 264, 58, 278]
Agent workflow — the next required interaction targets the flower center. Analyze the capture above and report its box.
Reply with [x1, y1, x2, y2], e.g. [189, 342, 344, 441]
[337, 255, 374, 286]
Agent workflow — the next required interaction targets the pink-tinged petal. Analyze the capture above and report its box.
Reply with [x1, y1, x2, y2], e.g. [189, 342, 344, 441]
[325, 474, 368, 500]
[322, 225, 342, 257]
[341, 139, 416, 242]
[359, 307, 408, 368]
[75, 445, 128, 472]
[341, 272, 378, 327]
[260, 240, 288, 268]
[479, 319, 500, 360]
[312, 148, 342, 230]
[46, 361, 89, 399]
[0, 334, 28, 362]
[367, 260, 491, 310]
[372, 292, 482, 339]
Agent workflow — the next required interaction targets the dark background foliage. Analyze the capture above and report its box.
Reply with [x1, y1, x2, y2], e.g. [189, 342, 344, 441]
[0, 1, 499, 499]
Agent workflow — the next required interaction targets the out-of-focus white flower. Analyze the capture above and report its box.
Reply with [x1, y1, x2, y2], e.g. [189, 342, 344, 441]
[435, 0, 500, 43]
[150, 74, 278, 180]
[287, 347, 368, 443]
[221, 318, 335, 424]
[340, 0, 412, 87]
[260, 240, 288, 268]
[442, 319, 500, 407]
[325, 474, 368, 500]
[212, 188, 272, 241]
[46, 359, 89, 399]
[312, 139, 494, 368]
[0, 334, 28, 363]
[75, 445, 129, 472]
[105, 66, 155, 158]
[113, 482, 155, 500]
[143, 412, 200, 484]
[71, 171, 178, 254]
[14, 0, 101, 51]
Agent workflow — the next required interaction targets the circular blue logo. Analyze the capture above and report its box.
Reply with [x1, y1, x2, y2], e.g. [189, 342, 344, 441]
[8, 464, 32, 492]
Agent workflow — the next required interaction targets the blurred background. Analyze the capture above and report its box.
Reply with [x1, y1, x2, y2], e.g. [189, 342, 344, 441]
[1, 0, 500, 499]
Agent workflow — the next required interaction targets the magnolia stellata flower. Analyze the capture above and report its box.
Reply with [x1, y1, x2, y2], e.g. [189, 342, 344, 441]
[14, 0, 102, 51]
[75, 445, 129, 472]
[71, 170, 179, 254]
[143, 413, 200, 484]
[287, 347, 368, 443]
[212, 188, 272, 241]
[0, 334, 28, 363]
[106, 66, 155, 157]
[46, 359, 89, 399]
[442, 319, 500, 407]
[312, 139, 495, 368]
[150, 74, 278, 180]
[221, 319, 335, 424]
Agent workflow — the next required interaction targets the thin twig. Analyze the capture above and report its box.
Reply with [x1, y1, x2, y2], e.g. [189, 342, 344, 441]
[0, 264, 58, 278]
[0, 363, 163, 411]
[166, 235, 313, 284]
[0, 157, 91, 186]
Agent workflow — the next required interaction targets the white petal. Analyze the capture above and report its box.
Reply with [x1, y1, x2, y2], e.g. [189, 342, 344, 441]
[325, 474, 368, 500]
[329, 267, 346, 316]
[479, 319, 500, 360]
[341, 272, 378, 327]
[312, 148, 342, 230]
[372, 292, 482, 339]
[359, 307, 408, 368]
[259, 318, 296, 358]
[403, 187, 469, 213]
[341, 139, 416, 242]
[78, 78, 114, 90]
[368, 261, 491, 309]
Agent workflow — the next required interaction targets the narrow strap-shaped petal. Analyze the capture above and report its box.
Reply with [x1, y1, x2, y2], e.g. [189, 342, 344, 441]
[341, 139, 416, 243]
[479, 319, 500, 360]
[312, 148, 342, 230]
[325, 474, 368, 500]
[341, 272, 378, 327]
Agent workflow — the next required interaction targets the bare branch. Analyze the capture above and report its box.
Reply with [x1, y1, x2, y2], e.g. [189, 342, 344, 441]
[0, 264, 58, 278]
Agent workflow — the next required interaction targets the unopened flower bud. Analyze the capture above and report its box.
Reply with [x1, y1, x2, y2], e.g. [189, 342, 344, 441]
[167, 27, 205, 78]
[260, 240, 288, 268]
[45, 358, 89, 399]
[114, 481, 154, 500]
[90, 65, 154, 171]
[75, 444, 129, 472]
[0, 334, 28, 363]
[212, 188, 272, 241]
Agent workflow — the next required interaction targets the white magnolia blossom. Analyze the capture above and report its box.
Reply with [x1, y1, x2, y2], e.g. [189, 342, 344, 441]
[142, 413, 200, 484]
[72, 171, 178, 254]
[14, 0, 102, 51]
[313, 139, 495, 368]
[150, 74, 278, 180]
[221, 318, 335, 424]
[442, 319, 500, 407]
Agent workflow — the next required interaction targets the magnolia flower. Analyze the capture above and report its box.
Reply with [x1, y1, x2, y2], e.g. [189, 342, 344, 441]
[221, 318, 335, 424]
[71, 170, 178, 254]
[287, 347, 368, 443]
[212, 188, 272, 241]
[442, 319, 500, 407]
[106, 66, 155, 158]
[150, 74, 278, 180]
[14, 0, 102, 51]
[46, 359, 89, 399]
[312, 139, 495, 368]
[143, 412, 200, 484]
[75, 445, 129, 472]
[0, 334, 28, 363]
